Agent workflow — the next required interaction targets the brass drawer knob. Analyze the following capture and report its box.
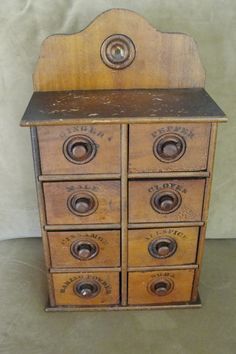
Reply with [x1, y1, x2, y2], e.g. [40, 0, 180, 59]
[149, 278, 174, 296]
[63, 135, 97, 164]
[67, 191, 98, 216]
[74, 280, 101, 298]
[153, 134, 186, 162]
[70, 240, 99, 260]
[151, 190, 181, 214]
[148, 237, 177, 259]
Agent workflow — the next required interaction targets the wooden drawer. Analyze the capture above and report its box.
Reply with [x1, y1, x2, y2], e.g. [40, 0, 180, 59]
[128, 269, 195, 305]
[43, 180, 120, 225]
[37, 125, 121, 174]
[129, 179, 205, 223]
[52, 272, 120, 306]
[129, 123, 211, 173]
[128, 227, 199, 267]
[48, 230, 120, 268]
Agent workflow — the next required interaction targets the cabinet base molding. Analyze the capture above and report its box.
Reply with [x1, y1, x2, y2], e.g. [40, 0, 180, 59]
[45, 293, 201, 312]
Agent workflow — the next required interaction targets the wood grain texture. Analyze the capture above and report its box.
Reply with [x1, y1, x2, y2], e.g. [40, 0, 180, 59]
[33, 9, 205, 91]
[128, 269, 195, 305]
[37, 125, 121, 174]
[129, 123, 211, 172]
[128, 227, 199, 267]
[128, 221, 204, 228]
[20, 89, 226, 127]
[48, 230, 120, 268]
[128, 264, 198, 271]
[50, 267, 121, 273]
[45, 224, 121, 231]
[129, 179, 205, 223]
[52, 272, 120, 306]
[43, 180, 120, 225]
[128, 172, 210, 179]
[39, 174, 121, 181]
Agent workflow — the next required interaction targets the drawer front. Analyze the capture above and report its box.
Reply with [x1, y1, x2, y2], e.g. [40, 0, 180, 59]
[37, 125, 121, 174]
[128, 269, 195, 305]
[129, 179, 205, 223]
[53, 272, 120, 306]
[43, 181, 120, 225]
[129, 123, 211, 173]
[48, 230, 120, 268]
[128, 227, 199, 267]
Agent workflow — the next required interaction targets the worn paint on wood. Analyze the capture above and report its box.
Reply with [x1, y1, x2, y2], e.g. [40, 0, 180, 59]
[20, 89, 226, 127]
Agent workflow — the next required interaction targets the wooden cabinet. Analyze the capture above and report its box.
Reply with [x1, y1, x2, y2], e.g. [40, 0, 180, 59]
[20, 9, 226, 311]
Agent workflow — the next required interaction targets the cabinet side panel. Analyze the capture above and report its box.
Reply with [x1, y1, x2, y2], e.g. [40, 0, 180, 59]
[191, 123, 218, 301]
[30, 127, 55, 306]
[121, 124, 128, 305]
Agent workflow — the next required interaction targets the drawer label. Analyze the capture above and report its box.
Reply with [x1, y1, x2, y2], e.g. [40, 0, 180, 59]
[58, 125, 113, 141]
[66, 184, 99, 193]
[144, 229, 187, 241]
[60, 233, 109, 246]
[151, 126, 194, 139]
[150, 272, 175, 279]
[148, 183, 187, 194]
[59, 275, 113, 294]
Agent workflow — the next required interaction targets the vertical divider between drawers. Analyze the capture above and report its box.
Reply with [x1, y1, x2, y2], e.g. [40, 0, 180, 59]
[121, 124, 128, 305]
[30, 127, 56, 307]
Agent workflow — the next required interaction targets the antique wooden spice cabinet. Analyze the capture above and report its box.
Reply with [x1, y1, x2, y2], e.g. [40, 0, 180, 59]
[21, 9, 227, 311]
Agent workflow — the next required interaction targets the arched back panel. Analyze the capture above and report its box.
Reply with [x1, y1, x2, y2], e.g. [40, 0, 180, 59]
[33, 9, 205, 91]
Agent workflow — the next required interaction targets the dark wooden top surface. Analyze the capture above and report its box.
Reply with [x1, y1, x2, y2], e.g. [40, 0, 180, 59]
[20, 88, 226, 126]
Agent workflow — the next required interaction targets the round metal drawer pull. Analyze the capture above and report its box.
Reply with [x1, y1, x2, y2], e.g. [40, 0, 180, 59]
[101, 34, 136, 69]
[70, 240, 99, 260]
[153, 134, 186, 163]
[148, 237, 177, 259]
[149, 278, 174, 296]
[63, 135, 97, 164]
[67, 191, 98, 217]
[74, 280, 101, 298]
[151, 189, 181, 214]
